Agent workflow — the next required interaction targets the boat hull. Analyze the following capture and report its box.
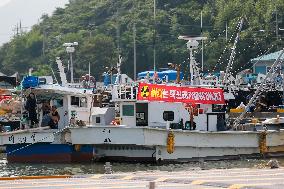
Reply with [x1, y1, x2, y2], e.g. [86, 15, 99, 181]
[70, 127, 284, 162]
[6, 144, 95, 163]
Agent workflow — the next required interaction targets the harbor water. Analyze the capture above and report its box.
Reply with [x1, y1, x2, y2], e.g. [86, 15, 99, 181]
[1, 153, 284, 177]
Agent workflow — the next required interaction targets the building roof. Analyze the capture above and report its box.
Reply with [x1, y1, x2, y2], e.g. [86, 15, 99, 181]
[251, 50, 284, 62]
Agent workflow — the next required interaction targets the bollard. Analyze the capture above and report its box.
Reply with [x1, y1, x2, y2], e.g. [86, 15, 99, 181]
[149, 181, 155, 189]
[104, 162, 113, 174]
[199, 158, 205, 170]
[267, 159, 280, 169]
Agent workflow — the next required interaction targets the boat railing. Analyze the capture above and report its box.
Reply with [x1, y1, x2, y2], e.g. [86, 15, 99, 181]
[112, 84, 136, 101]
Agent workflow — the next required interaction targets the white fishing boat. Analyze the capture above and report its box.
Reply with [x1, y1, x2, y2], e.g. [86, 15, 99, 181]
[1, 31, 284, 163]
[66, 37, 284, 163]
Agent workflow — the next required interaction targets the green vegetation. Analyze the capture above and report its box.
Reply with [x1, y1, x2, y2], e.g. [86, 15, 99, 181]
[0, 0, 284, 80]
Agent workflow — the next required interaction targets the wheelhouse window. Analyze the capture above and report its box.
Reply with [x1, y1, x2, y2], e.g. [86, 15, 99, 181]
[163, 111, 174, 121]
[71, 96, 80, 106]
[53, 99, 63, 108]
[96, 117, 101, 123]
[80, 97, 87, 107]
[212, 104, 225, 112]
[122, 105, 134, 116]
[71, 96, 87, 107]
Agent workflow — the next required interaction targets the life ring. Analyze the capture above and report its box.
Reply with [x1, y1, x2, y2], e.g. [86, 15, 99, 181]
[167, 131, 175, 154]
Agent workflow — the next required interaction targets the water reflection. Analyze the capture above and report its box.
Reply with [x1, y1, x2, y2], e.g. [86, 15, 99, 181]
[0, 153, 283, 177]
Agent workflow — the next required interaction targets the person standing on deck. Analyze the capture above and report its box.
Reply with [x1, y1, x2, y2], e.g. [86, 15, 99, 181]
[50, 106, 60, 129]
[25, 93, 38, 127]
[42, 100, 51, 115]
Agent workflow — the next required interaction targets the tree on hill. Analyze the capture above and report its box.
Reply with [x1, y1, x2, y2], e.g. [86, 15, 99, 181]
[0, 0, 283, 80]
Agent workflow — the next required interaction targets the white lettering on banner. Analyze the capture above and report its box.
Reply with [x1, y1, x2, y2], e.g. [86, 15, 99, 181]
[166, 91, 223, 102]
[176, 91, 182, 99]
[187, 92, 192, 100]
[207, 93, 213, 101]
[163, 90, 169, 99]
[214, 92, 221, 101]
[169, 90, 176, 99]
[182, 91, 188, 99]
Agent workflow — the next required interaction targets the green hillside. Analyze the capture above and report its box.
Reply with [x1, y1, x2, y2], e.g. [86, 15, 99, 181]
[0, 0, 283, 80]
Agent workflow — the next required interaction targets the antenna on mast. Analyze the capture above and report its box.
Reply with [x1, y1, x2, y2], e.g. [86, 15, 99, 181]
[178, 36, 207, 85]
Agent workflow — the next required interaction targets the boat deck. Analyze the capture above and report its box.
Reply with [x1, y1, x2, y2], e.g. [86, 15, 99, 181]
[1, 167, 284, 188]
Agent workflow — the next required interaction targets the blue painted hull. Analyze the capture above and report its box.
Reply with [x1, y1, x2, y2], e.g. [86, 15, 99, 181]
[6, 144, 95, 163]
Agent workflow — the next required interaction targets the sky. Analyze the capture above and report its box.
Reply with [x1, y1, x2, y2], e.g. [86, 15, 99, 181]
[0, 0, 69, 45]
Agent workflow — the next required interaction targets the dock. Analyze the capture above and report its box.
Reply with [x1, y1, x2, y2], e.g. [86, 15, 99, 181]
[1, 167, 284, 189]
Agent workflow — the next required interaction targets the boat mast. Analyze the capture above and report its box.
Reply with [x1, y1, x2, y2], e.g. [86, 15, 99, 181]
[56, 57, 67, 87]
[223, 18, 244, 86]
[233, 49, 284, 129]
[115, 55, 122, 85]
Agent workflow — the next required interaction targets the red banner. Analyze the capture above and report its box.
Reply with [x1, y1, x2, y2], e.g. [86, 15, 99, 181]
[0, 95, 11, 103]
[137, 83, 225, 104]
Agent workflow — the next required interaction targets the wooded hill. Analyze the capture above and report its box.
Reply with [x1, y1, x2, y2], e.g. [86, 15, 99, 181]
[0, 0, 283, 80]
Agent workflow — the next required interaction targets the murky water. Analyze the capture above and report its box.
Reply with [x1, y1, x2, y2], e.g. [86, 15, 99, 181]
[1, 153, 283, 177]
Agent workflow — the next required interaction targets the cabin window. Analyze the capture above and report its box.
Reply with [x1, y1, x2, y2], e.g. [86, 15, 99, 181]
[71, 96, 80, 106]
[96, 117, 101, 123]
[212, 104, 225, 112]
[53, 99, 63, 108]
[122, 105, 134, 116]
[39, 78, 47, 85]
[71, 96, 87, 107]
[163, 111, 174, 121]
[80, 97, 87, 107]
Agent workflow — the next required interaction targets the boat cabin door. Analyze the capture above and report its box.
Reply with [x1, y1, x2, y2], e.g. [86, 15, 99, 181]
[136, 103, 148, 126]
[120, 102, 136, 127]
[207, 113, 226, 131]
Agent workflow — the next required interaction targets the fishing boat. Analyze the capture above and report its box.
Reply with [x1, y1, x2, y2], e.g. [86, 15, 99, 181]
[1, 31, 284, 163]
[0, 58, 111, 163]
[67, 36, 284, 162]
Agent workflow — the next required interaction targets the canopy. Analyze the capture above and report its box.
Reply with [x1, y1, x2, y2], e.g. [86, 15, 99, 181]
[0, 76, 17, 87]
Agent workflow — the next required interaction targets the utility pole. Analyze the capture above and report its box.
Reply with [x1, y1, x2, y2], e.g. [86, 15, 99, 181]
[201, 11, 204, 72]
[12, 23, 19, 37]
[153, 0, 156, 72]
[275, 8, 279, 41]
[42, 30, 46, 57]
[64, 42, 78, 83]
[133, 24, 137, 81]
[16, 23, 19, 36]
[226, 21, 228, 42]
[116, 25, 120, 54]
[19, 20, 22, 35]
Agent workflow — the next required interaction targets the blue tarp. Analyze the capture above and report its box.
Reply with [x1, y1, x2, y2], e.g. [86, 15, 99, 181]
[137, 70, 183, 81]
[22, 76, 39, 89]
